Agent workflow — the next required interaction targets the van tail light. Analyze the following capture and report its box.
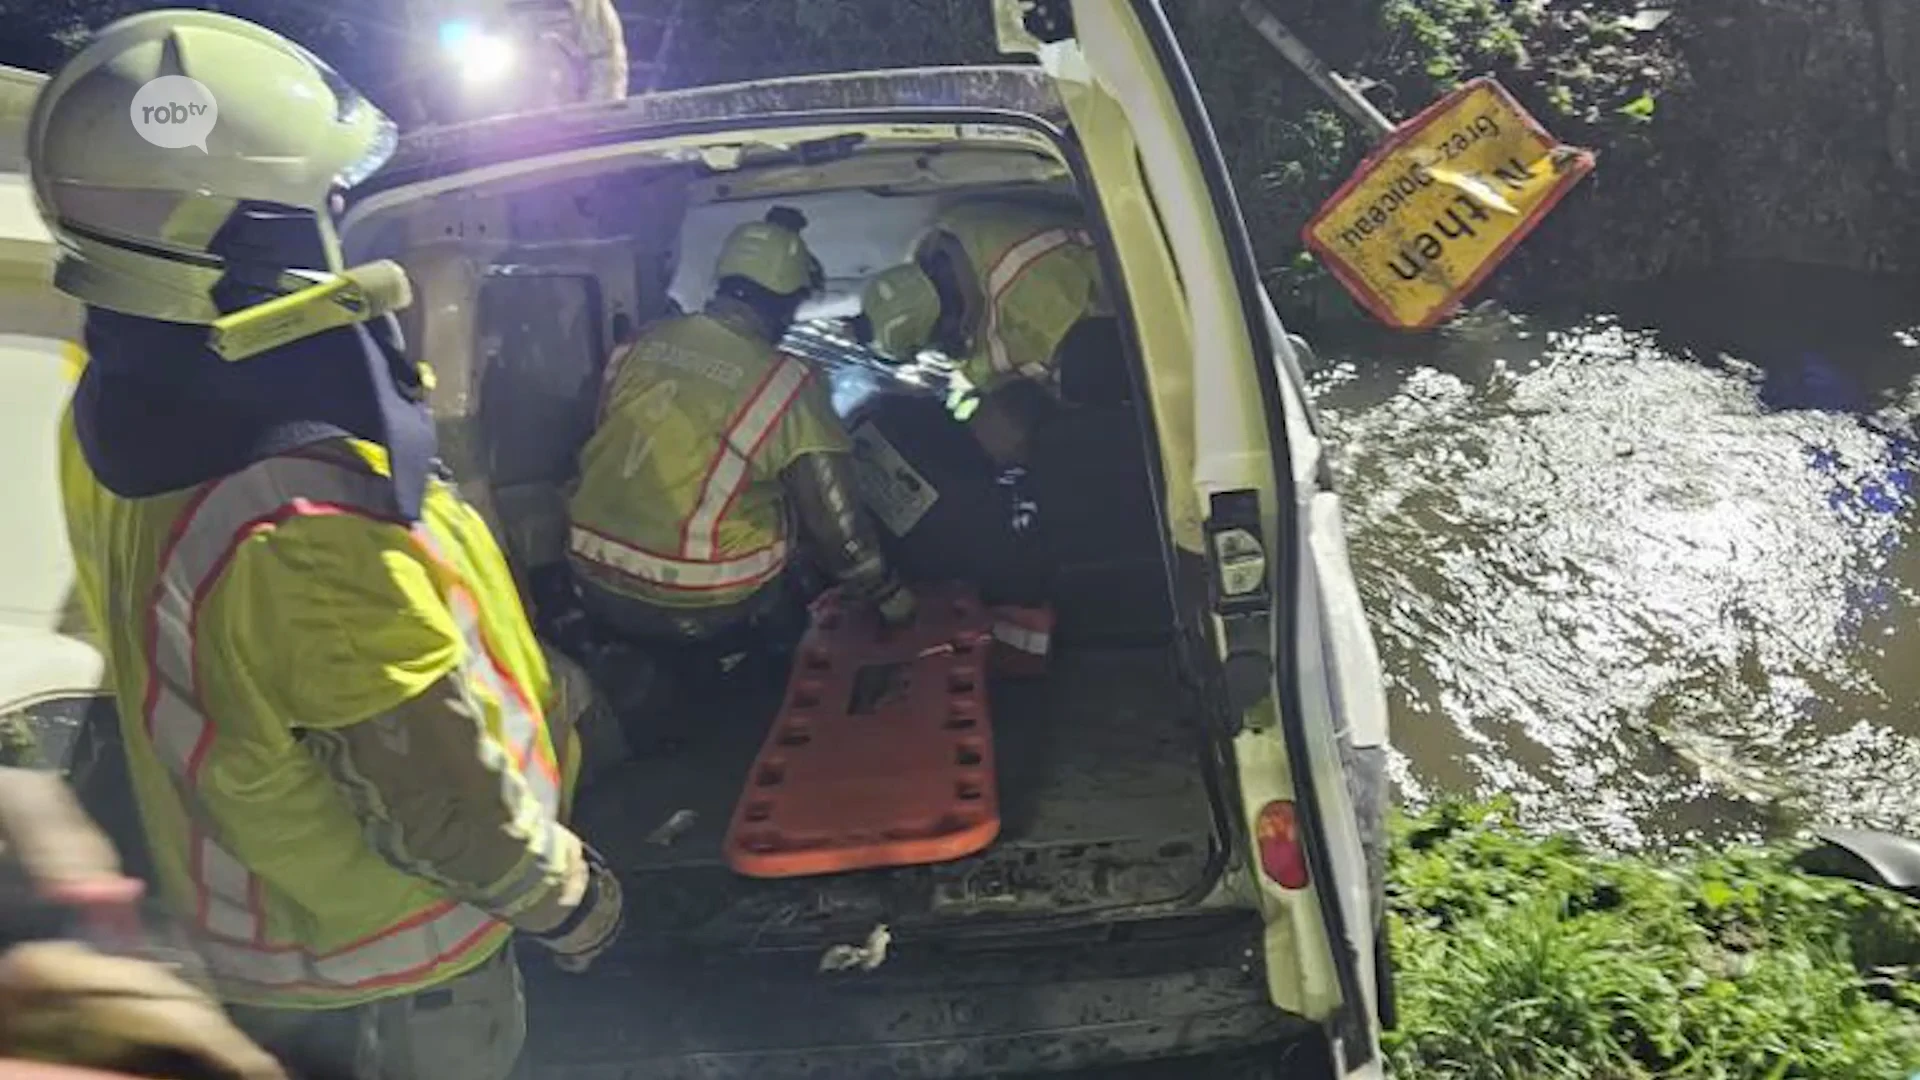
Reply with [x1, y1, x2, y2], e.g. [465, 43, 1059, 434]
[1256, 800, 1310, 889]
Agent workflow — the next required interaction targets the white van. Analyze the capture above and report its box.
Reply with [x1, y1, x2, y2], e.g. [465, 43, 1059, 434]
[0, 62, 102, 774]
[8, 3, 1396, 1076]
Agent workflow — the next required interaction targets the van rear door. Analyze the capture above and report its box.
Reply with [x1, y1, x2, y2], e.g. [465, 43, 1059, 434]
[990, 3, 1388, 1073]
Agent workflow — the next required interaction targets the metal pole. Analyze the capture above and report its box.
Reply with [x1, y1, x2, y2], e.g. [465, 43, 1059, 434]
[1237, 0, 1397, 143]
[640, 0, 688, 94]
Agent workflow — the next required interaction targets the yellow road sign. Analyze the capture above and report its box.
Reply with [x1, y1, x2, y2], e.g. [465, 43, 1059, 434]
[1303, 77, 1596, 330]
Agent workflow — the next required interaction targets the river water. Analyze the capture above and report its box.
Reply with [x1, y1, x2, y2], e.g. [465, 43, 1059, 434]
[1307, 266, 1920, 848]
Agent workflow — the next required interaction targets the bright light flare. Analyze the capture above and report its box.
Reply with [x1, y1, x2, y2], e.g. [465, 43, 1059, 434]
[438, 20, 476, 49]
[439, 21, 517, 85]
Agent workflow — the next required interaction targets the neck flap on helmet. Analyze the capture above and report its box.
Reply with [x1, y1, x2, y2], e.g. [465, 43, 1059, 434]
[71, 202, 437, 519]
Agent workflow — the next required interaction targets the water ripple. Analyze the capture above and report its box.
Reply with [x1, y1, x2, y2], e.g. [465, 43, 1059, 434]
[1313, 309, 1920, 848]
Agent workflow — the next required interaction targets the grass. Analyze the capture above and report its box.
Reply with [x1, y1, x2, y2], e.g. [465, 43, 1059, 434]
[1387, 799, 1920, 1079]
[0, 711, 35, 768]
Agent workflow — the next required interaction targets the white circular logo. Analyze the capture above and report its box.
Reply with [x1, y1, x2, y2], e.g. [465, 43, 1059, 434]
[129, 76, 218, 152]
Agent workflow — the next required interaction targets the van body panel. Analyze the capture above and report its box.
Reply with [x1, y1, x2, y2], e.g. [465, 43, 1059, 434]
[1009, 3, 1389, 1070]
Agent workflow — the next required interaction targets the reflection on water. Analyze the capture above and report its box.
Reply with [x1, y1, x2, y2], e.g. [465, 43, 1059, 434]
[1310, 268, 1920, 848]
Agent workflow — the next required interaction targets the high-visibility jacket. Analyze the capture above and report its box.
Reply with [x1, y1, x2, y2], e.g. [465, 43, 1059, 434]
[930, 201, 1104, 395]
[60, 426, 562, 1010]
[568, 307, 849, 610]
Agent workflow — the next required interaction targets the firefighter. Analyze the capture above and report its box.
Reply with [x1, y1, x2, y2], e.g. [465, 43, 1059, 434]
[857, 199, 1119, 466]
[567, 207, 916, 657]
[31, 12, 620, 1079]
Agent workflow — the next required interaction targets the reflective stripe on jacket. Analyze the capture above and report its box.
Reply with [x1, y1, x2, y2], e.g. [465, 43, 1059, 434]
[928, 201, 1104, 394]
[61, 427, 560, 1009]
[568, 309, 850, 610]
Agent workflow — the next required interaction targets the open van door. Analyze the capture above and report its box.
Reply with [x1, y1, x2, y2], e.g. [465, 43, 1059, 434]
[0, 64, 103, 773]
[990, 3, 1391, 1075]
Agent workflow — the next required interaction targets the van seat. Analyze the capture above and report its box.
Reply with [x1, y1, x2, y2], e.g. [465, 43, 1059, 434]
[449, 272, 607, 581]
[488, 481, 573, 571]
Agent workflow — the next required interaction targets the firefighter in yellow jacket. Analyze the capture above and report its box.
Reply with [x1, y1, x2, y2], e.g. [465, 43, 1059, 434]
[568, 207, 915, 648]
[858, 199, 1116, 465]
[31, 13, 620, 1079]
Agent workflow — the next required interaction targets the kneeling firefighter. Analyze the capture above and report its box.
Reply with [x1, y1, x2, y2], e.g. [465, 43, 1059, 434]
[566, 207, 916, 664]
[32, 12, 622, 1080]
[847, 200, 1126, 606]
[856, 199, 1124, 467]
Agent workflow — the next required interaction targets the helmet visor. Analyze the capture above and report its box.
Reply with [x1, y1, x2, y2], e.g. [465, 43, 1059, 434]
[288, 40, 399, 189]
[339, 114, 399, 189]
[864, 265, 941, 361]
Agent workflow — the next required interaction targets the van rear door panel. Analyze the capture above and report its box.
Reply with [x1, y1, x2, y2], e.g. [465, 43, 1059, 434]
[994, 1, 1386, 1070]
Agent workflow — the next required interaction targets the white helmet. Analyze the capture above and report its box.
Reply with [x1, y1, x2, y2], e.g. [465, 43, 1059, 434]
[27, 10, 398, 323]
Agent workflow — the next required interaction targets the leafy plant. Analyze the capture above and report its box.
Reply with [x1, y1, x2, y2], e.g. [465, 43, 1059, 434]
[1366, 0, 1681, 138]
[0, 711, 35, 768]
[1619, 93, 1658, 122]
[1387, 800, 1920, 1078]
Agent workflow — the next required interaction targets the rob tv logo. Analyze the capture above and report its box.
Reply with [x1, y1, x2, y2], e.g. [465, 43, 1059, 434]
[129, 75, 219, 152]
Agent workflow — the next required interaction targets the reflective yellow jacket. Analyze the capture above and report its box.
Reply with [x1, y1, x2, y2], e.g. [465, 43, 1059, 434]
[568, 307, 848, 610]
[927, 200, 1104, 395]
[61, 421, 564, 1009]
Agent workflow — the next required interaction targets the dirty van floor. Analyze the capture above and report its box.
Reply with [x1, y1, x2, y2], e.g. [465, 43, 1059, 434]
[570, 642, 1219, 944]
[1026, 1041, 1334, 1078]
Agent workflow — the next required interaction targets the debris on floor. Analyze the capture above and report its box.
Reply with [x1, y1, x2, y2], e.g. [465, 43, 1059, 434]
[817, 923, 891, 973]
[645, 808, 698, 846]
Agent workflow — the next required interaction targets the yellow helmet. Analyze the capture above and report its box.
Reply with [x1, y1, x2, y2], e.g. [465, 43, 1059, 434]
[713, 209, 822, 297]
[27, 10, 397, 323]
[860, 263, 942, 361]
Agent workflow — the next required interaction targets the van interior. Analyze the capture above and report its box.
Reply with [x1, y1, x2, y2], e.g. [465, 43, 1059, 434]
[345, 125, 1234, 956]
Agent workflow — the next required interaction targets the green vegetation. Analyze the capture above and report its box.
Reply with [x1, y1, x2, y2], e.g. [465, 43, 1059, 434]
[1387, 800, 1920, 1079]
[1368, 0, 1678, 129]
[0, 712, 36, 768]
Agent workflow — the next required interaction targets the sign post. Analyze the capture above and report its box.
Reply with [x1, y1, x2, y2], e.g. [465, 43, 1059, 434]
[1238, 1, 1396, 141]
[1242, 3, 1597, 330]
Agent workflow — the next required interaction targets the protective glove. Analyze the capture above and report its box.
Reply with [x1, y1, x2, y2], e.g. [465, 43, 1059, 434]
[528, 846, 623, 975]
[0, 940, 287, 1080]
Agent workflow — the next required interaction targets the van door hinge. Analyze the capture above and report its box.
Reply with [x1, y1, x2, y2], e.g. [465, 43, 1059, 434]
[1019, 0, 1076, 42]
[1205, 490, 1273, 723]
